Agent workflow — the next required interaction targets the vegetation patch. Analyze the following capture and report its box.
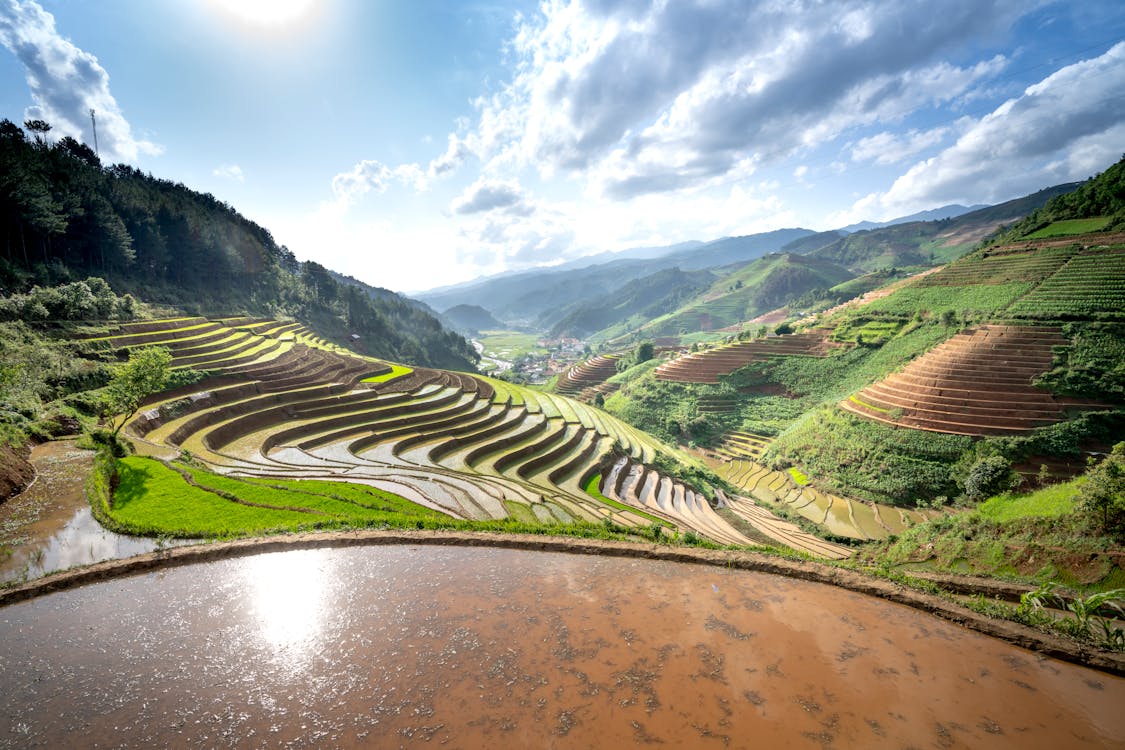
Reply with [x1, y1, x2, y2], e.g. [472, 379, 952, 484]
[361, 363, 413, 383]
[1022, 217, 1112, 239]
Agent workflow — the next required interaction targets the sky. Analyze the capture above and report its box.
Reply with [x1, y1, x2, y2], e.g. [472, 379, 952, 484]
[0, 1, 1123, 294]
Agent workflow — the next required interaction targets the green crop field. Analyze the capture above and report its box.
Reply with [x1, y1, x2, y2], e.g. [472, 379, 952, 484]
[477, 330, 548, 360]
[1023, 217, 1112, 239]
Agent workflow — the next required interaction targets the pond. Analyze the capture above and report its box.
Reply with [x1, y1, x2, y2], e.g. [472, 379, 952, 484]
[1, 545, 1121, 748]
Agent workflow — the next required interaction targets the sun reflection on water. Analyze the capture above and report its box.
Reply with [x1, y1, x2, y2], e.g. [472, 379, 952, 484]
[242, 549, 333, 659]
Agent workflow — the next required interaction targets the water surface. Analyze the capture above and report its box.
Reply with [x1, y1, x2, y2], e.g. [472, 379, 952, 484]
[1, 545, 1121, 748]
[0, 441, 182, 583]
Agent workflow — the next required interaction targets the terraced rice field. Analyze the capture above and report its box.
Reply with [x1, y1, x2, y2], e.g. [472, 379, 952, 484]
[655, 331, 841, 384]
[99, 318, 760, 546]
[841, 324, 1109, 436]
[712, 457, 937, 547]
[555, 353, 621, 400]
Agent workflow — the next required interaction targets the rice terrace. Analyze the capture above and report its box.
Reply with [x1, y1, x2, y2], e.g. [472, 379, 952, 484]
[2, 2, 1125, 747]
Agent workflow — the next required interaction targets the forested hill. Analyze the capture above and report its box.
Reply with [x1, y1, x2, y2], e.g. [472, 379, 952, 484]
[0, 118, 477, 370]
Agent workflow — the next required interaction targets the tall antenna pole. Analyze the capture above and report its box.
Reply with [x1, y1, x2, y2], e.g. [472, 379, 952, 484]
[89, 108, 99, 158]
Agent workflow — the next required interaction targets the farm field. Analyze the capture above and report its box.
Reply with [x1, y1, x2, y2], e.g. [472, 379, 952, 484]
[75, 316, 848, 552]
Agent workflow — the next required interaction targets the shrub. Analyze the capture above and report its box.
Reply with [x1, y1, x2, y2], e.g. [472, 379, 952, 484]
[964, 455, 1019, 500]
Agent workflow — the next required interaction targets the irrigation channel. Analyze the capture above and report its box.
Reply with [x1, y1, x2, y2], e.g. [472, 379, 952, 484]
[2, 545, 1121, 748]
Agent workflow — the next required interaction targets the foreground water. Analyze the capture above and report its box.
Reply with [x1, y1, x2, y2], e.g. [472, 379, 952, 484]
[0, 441, 181, 583]
[1, 545, 1121, 748]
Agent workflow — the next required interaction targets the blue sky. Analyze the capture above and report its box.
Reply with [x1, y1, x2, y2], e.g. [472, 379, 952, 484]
[1, 1, 1123, 293]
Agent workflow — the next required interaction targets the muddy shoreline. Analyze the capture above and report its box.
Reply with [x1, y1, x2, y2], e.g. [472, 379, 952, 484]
[3, 528, 1123, 677]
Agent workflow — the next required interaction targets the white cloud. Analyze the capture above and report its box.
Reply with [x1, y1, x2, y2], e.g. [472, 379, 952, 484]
[330, 159, 428, 206]
[850, 120, 969, 165]
[212, 163, 244, 182]
[467, 0, 1022, 199]
[450, 177, 528, 215]
[0, 0, 162, 162]
[836, 42, 1125, 223]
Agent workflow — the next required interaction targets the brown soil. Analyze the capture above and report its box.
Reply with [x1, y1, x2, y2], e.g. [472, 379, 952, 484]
[3, 530, 1123, 677]
[0, 442, 34, 501]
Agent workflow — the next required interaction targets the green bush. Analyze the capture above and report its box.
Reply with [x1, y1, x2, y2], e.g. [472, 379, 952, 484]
[964, 456, 1020, 500]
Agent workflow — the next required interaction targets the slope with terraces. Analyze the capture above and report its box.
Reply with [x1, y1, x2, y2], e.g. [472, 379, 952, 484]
[654, 330, 841, 384]
[840, 324, 1107, 436]
[92, 317, 766, 548]
[555, 353, 621, 401]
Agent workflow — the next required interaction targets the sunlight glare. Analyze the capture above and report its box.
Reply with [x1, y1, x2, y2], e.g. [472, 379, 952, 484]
[211, 0, 317, 27]
[243, 549, 330, 656]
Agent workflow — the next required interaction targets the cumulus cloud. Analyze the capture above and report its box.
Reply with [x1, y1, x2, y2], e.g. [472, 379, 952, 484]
[427, 133, 474, 178]
[469, 0, 1022, 199]
[212, 163, 244, 182]
[850, 120, 968, 165]
[0, 0, 162, 162]
[839, 42, 1125, 221]
[451, 178, 528, 215]
[330, 159, 429, 206]
[456, 202, 577, 271]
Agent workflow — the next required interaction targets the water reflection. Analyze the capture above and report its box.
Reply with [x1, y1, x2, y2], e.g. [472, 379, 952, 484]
[0, 546, 1122, 748]
[241, 549, 332, 659]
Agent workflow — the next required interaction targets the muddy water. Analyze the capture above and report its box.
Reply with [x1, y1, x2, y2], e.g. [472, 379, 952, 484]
[1, 546, 1122, 748]
[0, 440, 178, 583]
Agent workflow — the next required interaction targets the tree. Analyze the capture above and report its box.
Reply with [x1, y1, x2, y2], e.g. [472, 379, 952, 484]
[635, 341, 654, 364]
[963, 455, 1019, 500]
[1080, 443, 1125, 538]
[105, 346, 172, 438]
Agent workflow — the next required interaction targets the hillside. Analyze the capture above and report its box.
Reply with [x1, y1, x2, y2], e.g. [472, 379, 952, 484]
[442, 304, 504, 335]
[0, 119, 477, 372]
[416, 228, 814, 326]
[588, 156, 1125, 582]
[549, 267, 715, 339]
[807, 184, 1079, 272]
[614, 252, 853, 342]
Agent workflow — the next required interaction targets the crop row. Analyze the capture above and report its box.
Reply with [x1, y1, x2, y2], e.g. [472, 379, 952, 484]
[111, 318, 748, 545]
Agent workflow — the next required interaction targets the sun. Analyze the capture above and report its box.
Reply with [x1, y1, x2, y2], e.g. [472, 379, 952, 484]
[211, 0, 317, 27]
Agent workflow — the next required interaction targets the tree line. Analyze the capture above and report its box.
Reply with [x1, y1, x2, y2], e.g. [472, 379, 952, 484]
[0, 118, 477, 370]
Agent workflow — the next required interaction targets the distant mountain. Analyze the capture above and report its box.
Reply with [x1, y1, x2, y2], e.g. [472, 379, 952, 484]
[548, 267, 716, 339]
[807, 183, 1080, 273]
[442, 304, 504, 335]
[840, 204, 987, 233]
[611, 252, 854, 343]
[417, 228, 813, 326]
[662, 228, 816, 270]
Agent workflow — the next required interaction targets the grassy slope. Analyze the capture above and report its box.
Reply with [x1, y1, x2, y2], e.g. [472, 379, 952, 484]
[625, 253, 853, 339]
[858, 477, 1124, 593]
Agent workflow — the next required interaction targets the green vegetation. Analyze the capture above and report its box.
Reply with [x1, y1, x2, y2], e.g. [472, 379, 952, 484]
[582, 473, 662, 525]
[1023, 217, 1112, 238]
[767, 406, 972, 505]
[997, 155, 1125, 241]
[476, 330, 546, 361]
[0, 119, 477, 370]
[361, 363, 413, 383]
[105, 346, 172, 439]
[977, 480, 1082, 523]
[1034, 324, 1125, 399]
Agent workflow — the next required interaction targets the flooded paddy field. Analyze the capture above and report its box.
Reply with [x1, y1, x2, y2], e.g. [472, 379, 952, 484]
[1, 545, 1122, 748]
[0, 441, 182, 584]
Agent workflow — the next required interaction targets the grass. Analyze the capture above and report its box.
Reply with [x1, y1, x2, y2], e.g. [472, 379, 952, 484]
[787, 467, 809, 485]
[361, 363, 413, 383]
[102, 454, 705, 545]
[977, 478, 1084, 523]
[1023, 217, 1112, 239]
[582, 473, 663, 524]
